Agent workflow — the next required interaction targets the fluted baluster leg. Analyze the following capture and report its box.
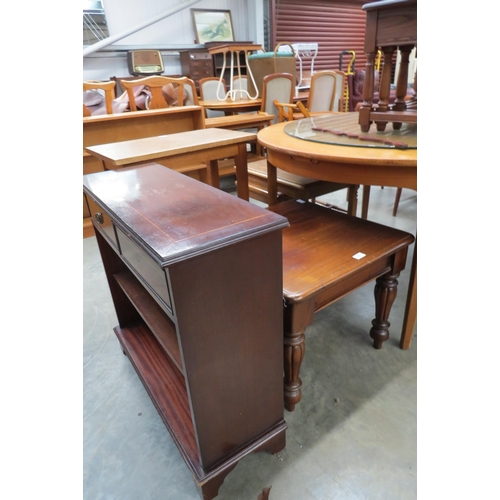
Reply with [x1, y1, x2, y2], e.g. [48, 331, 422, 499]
[283, 328, 306, 412]
[370, 272, 400, 349]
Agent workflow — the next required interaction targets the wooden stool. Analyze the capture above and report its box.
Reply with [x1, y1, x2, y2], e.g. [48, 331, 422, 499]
[268, 200, 415, 411]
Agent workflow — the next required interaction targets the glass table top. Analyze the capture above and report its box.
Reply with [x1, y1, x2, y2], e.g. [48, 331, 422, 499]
[283, 113, 417, 150]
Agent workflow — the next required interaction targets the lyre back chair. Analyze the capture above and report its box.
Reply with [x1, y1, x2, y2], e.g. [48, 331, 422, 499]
[83, 80, 116, 116]
[199, 77, 226, 118]
[120, 76, 198, 111]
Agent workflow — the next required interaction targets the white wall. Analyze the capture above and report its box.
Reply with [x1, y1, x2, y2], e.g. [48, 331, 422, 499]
[83, 0, 264, 81]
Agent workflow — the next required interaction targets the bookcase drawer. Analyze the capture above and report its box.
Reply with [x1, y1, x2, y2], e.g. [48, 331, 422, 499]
[85, 194, 117, 248]
[116, 226, 173, 314]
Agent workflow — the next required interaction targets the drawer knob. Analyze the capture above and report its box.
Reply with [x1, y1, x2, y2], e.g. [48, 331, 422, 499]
[95, 212, 104, 224]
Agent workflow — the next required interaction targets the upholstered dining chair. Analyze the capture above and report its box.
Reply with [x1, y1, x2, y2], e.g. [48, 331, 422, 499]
[259, 72, 295, 125]
[198, 77, 226, 118]
[83, 80, 116, 116]
[273, 70, 345, 120]
[120, 76, 198, 111]
[246, 72, 358, 212]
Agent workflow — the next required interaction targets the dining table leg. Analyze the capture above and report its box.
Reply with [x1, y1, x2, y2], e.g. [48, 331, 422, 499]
[234, 143, 250, 201]
[400, 239, 417, 349]
[266, 160, 278, 206]
[209, 159, 220, 190]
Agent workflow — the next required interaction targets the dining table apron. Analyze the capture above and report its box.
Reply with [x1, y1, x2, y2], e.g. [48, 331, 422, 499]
[257, 115, 417, 349]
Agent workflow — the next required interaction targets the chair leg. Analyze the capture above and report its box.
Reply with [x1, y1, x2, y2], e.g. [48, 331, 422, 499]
[369, 271, 400, 349]
[361, 185, 371, 219]
[393, 188, 403, 216]
[346, 185, 359, 216]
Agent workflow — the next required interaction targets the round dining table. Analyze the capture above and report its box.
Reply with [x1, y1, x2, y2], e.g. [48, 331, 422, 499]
[257, 112, 417, 349]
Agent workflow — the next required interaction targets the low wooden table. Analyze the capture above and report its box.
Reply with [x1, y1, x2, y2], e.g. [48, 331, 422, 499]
[86, 128, 256, 201]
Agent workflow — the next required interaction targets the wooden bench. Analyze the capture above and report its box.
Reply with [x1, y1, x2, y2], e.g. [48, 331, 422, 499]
[268, 200, 415, 411]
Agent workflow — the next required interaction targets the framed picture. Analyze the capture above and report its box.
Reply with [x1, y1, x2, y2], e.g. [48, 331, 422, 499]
[191, 9, 234, 44]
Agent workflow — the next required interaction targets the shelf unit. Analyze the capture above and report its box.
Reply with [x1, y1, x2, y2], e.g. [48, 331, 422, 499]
[83, 163, 288, 499]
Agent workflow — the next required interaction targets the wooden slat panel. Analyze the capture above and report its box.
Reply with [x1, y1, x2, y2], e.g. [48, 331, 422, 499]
[273, 0, 368, 73]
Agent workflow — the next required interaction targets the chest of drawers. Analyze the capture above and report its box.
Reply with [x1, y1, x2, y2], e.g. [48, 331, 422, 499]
[180, 49, 214, 88]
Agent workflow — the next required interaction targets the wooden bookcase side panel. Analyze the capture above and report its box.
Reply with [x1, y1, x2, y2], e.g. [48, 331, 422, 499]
[169, 231, 286, 471]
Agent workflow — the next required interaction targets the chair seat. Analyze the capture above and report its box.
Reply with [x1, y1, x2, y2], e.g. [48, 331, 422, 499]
[248, 159, 351, 202]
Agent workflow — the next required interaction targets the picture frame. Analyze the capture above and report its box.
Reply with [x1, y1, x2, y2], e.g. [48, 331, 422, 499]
[191, 9, 234, 44]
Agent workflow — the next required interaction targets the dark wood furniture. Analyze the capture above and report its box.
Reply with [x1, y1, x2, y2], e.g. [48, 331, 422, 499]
[83, 163, 288, 500]
[179, 49, 215, 89]
[358, 0, 417, 132]
[257, 114, 417, 351]
[268, 200, 415, 411]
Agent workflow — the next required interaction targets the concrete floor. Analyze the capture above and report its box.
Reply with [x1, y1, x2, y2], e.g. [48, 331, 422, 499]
[83, 183, 417, 500]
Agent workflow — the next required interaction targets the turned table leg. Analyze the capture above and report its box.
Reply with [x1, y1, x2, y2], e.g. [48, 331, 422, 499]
[370, 271, 400, 349]
[392, 44, 414, 130]
[283, 298, 316, 412]
[283, 328, 306, 412]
